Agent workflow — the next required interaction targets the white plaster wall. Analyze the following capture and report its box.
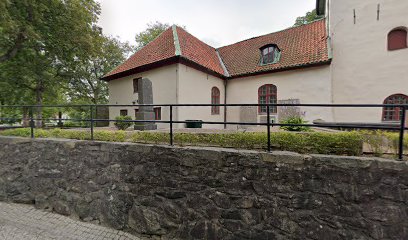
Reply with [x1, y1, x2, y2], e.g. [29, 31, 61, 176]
[328, 0, 408, 122]
[226, 66, 333, 127]
[108, 64, 178, 129]
[177, 64, 225, 129]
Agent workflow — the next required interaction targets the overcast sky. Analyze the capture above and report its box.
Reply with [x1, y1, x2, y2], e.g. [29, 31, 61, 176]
[97, 0, 316, 48]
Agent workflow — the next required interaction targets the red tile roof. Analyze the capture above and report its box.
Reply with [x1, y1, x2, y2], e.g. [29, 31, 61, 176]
[104, 27, 176, 78]
[102, 19, 330, 81]
[176, 26, 225, 76]
[218, 19, 330, 77]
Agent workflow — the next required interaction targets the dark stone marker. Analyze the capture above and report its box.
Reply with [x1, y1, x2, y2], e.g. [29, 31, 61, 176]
[134, 78, 157, 131]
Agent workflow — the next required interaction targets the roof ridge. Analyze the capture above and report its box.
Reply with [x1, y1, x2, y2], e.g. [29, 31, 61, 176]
[172, 25, 182, 56]
[217, 18, 326, 50]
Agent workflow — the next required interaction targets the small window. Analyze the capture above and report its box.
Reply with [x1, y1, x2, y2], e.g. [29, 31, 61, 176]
[133, 78, 141, 93]
[211, 87, 220, 115]
[388, 28, 407, 51]
[134, 109, 139, 118]
[260, 45, 280, 65]
[120, 109, 128, 116]
[154, 107, 161, 120]
[258, 84, 277, 114]
[382, 94, 408, 121]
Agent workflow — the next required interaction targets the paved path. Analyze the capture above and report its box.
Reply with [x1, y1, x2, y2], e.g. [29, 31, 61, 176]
[0, 202, 140, 240]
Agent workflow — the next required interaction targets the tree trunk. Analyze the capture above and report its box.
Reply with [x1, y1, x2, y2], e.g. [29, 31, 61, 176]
[22, 107, 29, 127]
[35, 81, 44, 128]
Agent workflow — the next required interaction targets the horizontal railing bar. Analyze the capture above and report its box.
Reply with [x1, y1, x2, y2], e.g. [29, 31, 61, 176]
[2, 103, 408, 108]
[1, 118, 404, 130]
[2, 102, 405, 159]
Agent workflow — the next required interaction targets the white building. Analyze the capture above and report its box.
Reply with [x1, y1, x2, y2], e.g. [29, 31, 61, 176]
[102, 0, 408, 129]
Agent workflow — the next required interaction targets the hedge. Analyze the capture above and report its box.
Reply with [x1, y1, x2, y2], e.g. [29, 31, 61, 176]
[0, 128, 369, 156]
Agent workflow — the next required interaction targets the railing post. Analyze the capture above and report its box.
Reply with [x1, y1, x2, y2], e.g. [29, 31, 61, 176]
[267, 104, 271, 152]
[90, 105, 94, 141]
[170, 105, 173, 146]
[29, 107, 34, 138]
[398, 106, 406, 160]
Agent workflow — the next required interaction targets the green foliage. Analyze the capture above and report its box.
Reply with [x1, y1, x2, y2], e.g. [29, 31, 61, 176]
[64, 108, 91, 128]
[131, 131, 363, 156]
[67, 35, 133, 105]
[62, 121, 86, 128]
[294, 9, 323, 27]
[0, 112, 21, 125]
[114, 116, 133, 130]
[0, 129, 366, 156]
[0, 128, 127, 142]
[134, 22, 185, 50]
[0, 0, 131, 127]
[360, 130, 389, 157]
[0, 128, 49, 138]
[94, 130, 126, 142]
[280, 117, 311, 132]
[135, 22, 170, 50]
[0, 128, 31, 137]
[360, 130, 408, 157]
[132, 132, 170, 144]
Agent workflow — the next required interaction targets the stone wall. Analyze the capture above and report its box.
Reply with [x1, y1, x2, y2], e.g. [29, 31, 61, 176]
[0, 136, 407, 239]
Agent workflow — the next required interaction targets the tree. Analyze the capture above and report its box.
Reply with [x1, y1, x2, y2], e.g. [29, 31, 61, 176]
[67, 34, 133, 105]
[135, 21, 170, 50]
[0, 0, 101, 127]
[293, 9, 323, 27]
[134, 22, 186, 50]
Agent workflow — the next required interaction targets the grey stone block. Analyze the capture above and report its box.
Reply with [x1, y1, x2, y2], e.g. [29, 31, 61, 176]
[134, 78, 157, 131]
[239, 106, 257, 129]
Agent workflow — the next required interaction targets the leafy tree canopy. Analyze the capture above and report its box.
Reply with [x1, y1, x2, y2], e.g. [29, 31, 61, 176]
[66, 34, 133, 105]
[135, 21, 185, 50]
[135, 21, 170, 50]
[0, 0, 131, 126]
[293, 9, 323, 27]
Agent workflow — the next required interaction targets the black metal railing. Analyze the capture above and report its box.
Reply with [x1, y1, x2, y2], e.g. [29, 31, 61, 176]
[0, 103, 407, 160]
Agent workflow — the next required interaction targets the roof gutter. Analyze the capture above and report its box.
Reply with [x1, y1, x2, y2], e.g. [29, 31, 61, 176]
[101, 56, 228, 81]
[226, 60, 332, 80]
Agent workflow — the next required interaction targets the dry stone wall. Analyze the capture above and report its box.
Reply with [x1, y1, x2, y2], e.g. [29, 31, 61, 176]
[0, 136, 407, 239]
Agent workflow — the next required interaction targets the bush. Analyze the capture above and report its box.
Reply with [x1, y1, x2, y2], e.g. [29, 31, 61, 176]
[0, 128, 31, 137]
[0, 128, 50, 138]
[114, 116, 133, 130]
[130, 131, 363, 156]
[280, 116, 311, 132]
[0, 128, 365, 156]
[62, 121, 85, 128]
[131, 132, 169, 144]
[94, 130, 127, 142]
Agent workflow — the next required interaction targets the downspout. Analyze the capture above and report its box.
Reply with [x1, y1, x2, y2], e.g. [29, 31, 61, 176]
[224, 79, 228, 129]
[326, 0, 336, 122]
[216, 50, 230, 129]
[173, 25, 182, 124]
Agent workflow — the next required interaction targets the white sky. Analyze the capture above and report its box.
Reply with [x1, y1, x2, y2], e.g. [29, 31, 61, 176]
[97, 0, 316, 48]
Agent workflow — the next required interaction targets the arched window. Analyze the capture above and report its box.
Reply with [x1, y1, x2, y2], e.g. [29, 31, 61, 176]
[211, 87, 220, 115]
[260, 45, 281, 65]
[258, 84, 277, 114]
[383, 94, 408, 121]
[388, 28, 407, 51]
